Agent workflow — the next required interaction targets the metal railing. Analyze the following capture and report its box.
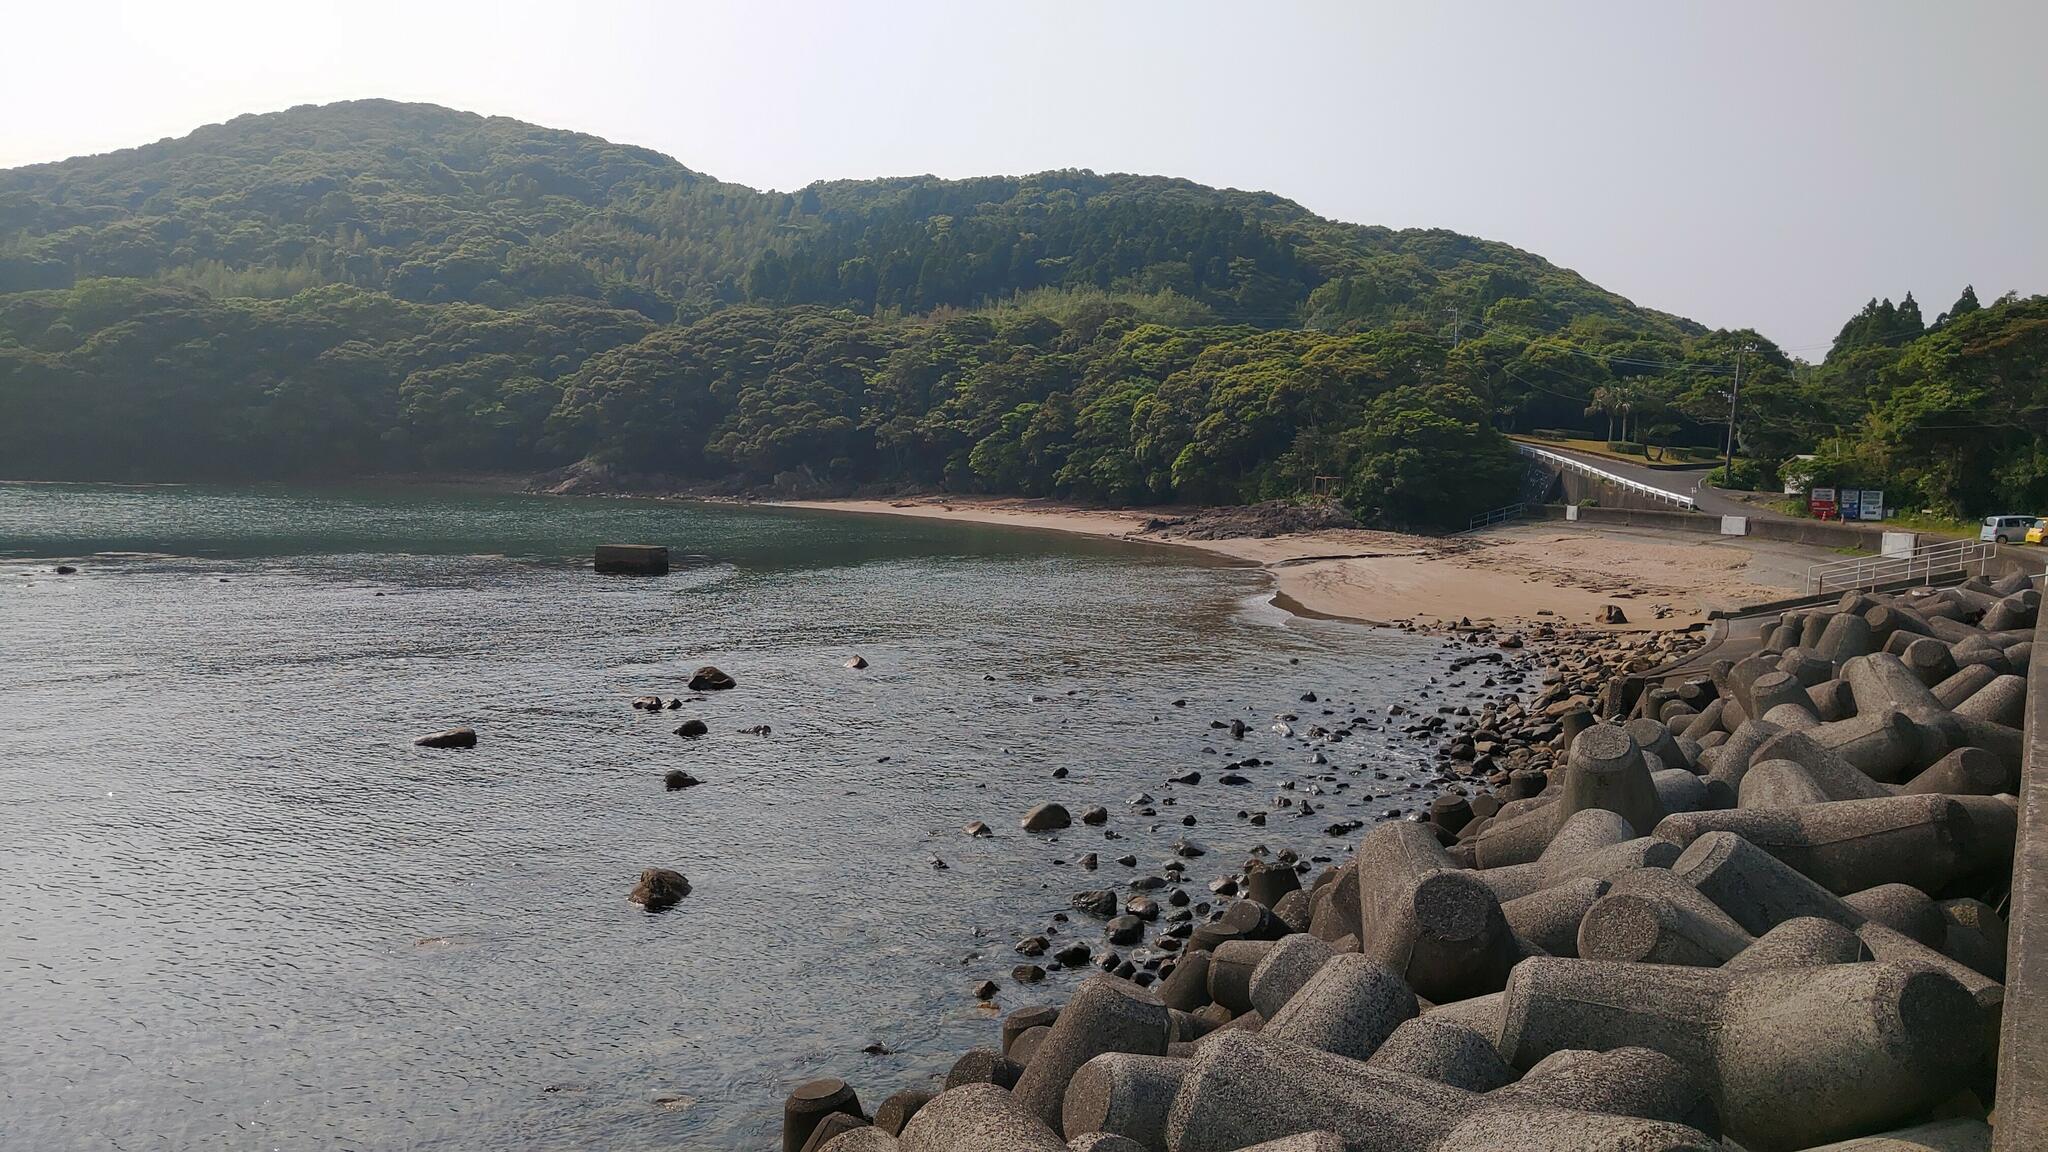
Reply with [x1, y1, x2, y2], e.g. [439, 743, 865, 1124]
[1465, 503, 1525, 532]
[1515, 443, 1698, 511]
[1802, 537, 1996, 595]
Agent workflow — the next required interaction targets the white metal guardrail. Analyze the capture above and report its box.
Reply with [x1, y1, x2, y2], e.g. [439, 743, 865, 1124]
[1516, 443, 1697, 511]
[1803, 537, 1996, 595]
[1464, 503, 1525, 532]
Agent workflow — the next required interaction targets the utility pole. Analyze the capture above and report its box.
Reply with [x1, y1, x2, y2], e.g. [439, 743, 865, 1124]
[1724, 341, 1756, 481]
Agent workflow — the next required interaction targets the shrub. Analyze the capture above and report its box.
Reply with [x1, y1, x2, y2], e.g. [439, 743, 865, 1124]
[1607, 441, 1647, 456]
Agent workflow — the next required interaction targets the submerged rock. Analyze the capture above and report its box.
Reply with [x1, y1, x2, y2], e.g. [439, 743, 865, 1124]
[1021, 803, 1071, 832]
[845, 655, 868, 669]
[674, 719, 709, 738]
[688, 666, 736, 691]
[630, 868, 691, 911]
[413, 726, 476, 749]
[664, 770, 701, 791]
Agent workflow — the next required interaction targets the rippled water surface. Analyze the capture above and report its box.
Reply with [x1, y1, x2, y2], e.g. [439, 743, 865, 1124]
[1, 482, 1481, 1150]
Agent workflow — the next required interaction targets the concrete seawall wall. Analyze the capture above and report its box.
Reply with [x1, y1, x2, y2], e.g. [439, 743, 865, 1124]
[1997, 605, 2048, 1150]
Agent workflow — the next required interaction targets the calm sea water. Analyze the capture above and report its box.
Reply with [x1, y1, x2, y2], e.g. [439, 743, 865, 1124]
[0, 482, 1484, 1150]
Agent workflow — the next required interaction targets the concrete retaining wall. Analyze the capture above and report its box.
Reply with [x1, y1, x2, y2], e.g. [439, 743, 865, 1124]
[1997, 606, 2048, 1150]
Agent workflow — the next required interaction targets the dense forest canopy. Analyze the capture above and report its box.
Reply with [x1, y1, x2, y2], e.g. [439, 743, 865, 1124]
[2, 100, 2041, 526]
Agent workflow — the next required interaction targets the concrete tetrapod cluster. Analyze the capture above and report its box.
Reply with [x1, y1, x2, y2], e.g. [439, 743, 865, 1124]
[778, 571, 2032, 1152]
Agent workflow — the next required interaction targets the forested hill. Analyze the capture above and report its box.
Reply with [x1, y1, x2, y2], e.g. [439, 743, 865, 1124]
[0, 99, 1693, 335]
[4, 100, 1815, 529]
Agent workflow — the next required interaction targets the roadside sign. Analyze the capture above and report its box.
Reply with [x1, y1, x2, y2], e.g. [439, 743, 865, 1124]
[1859, 490, 1883, 521]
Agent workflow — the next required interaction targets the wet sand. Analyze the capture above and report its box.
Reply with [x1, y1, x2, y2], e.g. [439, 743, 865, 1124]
[773, 496, 1809, 629]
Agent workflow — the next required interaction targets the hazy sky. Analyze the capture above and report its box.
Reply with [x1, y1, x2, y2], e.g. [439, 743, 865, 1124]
[5, 1, 2043, 348]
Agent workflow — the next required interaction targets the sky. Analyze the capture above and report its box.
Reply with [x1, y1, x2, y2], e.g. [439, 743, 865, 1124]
[4, 0, 2043, 349]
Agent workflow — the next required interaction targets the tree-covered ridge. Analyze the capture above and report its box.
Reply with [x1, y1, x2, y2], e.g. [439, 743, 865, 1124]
[0, 99, 1695, 336]
[0, 279, 1525, 526]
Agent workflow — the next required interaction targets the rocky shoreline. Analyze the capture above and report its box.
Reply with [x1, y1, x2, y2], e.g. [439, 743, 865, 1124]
[772, 572, 2035, 1152]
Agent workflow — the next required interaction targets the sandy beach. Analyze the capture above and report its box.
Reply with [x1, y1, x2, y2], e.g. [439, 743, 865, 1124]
[773, 495, 1811, 629]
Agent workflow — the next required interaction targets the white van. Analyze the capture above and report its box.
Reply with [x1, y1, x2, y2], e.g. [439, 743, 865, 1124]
[1982, 515, 2034, 543]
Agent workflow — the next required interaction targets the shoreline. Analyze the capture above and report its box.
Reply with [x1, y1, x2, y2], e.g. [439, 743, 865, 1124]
[769, 495, 1798, 631]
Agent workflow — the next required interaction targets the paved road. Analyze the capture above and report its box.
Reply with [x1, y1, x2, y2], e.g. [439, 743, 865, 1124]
[1525, 443, 1784, 520]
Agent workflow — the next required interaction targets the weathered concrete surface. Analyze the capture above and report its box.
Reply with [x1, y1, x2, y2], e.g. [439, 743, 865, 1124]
[1994, 604, 2048, 1152]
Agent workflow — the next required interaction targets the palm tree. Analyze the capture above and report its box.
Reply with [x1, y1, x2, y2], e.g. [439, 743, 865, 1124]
[1585, 385, 1623, 440]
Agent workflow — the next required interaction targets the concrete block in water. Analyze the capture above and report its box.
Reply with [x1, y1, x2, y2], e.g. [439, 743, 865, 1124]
[946, 1048, 1023, 1090]
[900, 1083, 1067, 1152]
[804, 1115, 873, 1152]
[873, 1090, 934, 1136]
[1155, 950, 1210, 1012]
[1061, 1052, 1185, 1147]
[1354, 820, 1527, 1001]
[1722, 916, 1866, 971]
[787, 1078, 866, 1152]
[1365, 1017, 1514, 1091]
[593, 543, 669, 574]
[1503, 876, 1608, 957]
[1653, 794, 2012, 896]
[1248, 933, 1335, 1018]
[1263, 953, 1417, 1060]
[1497, 958, 1984, 1152]
[1206, 939, 1274, 1014]
[819, 1127, 899, 1152]
[1005, 1006, 1062, 1055]
[1013, 975, 1171, 1132]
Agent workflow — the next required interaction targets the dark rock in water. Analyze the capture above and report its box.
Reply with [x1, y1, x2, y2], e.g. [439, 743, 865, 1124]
[1016, 935, 1049, 957]
[928, 855, 948, 870]
[1301, 691, 1318, 702]
[738, 724, 771, 736]
[973, 980, 999, 1000]
[1080, 805, 1110, 825]
[54, 565, 78, 575]
[1172, 839, 1206, 858]
[413, 727, 476, 749]
[1116, 854, 1138, 867]
[688, 665, 736, 691]
[666, 698, 683, 710]
[964, 820, 993, 838]
[630, 868, 690, 911]
[674, 719, 709, 738]
[1601, 604, 1629, 624]
[1219, 773, 1250, 785]
[1011, 963, 1046, 984]
[1170, 770, 1202, 785]
[1173, 698, 1188, 707]
[1071, 889, 1119, 917]
[1105, 914, 1145, 944]
[1229, 719, 1248, 739]
[1052, 766, 1070, 779]
[1053, 940, 1093, 967]
[1079, 852, 1099, 871]
[1021, 803, 1072, 832]
[631, 695, 665, 711]
[664, 770, 701, 791]
[844, 655, 868, 669]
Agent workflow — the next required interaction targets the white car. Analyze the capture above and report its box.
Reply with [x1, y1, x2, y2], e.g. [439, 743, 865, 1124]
[1982, 515, 2035, 544]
